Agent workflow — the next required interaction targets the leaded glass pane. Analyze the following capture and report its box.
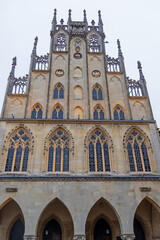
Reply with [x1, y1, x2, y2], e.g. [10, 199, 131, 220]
[18, 130, 24, 136]
[98, 89, 103, 100]
[100, 110, 104, 120]
[96, 140, 103, 171]
[127, 143, 135, 171]
[5, 147, 15, 171]
[22, 147, 29, 171]
[114, 110, 119, 120]
[59, 88, 64, 99]
[92, 89, 97, 100]
[14, 146, 22, 171]
[53, 88, 58, 99]
[31, 108, 36, 119]
[55, 146, 61, 171]
[89, 142, 95, 171]
[52, 109, 57, 119]
[104, 143, 110, 171]
[94, 110, 98, 120]
[48, 146, 54, 171]
[58, 109, 63, 119]
[120, 110, 125, 120]
[134, 141, 143, 171]
[63, 147, 69, 171]
[37, 109, 42, 119]
[13, 135, 19, 141]
[141, 143, 151, 171]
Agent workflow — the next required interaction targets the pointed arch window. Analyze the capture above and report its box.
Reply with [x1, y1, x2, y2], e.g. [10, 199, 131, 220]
[92, 84, 103, 100]
[53, 83, 64, 99]
[52, 104, 63, 119]
[93, 105, 104, 120]
[5, 129, 30, 172]
[126, 130, 151, 172]
[89, 36, 100, 52]
[31, 104, 42, 119]
[113, 105, 125, 120]
[88, 130, 110, 172]
[56, 35, 66, 51]
[47, 129, 70, 172]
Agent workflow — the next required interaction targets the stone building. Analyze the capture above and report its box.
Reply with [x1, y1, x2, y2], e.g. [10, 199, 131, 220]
[0, 9, 160, 240]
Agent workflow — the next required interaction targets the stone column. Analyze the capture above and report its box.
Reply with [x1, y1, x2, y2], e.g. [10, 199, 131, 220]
[121, 234, 135, 240]
[73, 235, 86, 240]
[23, 235, 37, 240]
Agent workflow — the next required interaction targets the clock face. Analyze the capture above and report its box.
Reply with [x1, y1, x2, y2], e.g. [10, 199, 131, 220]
[55, 69, 64, 77]
[92, 70, 101, 78]
[74, 53, 82, 59]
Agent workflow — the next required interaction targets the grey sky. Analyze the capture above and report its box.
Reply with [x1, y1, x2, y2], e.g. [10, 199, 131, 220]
[0, 0, 160, 126]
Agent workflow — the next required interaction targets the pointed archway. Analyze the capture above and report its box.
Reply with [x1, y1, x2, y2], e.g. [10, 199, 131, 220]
[134, 197, 160, 239]
[36, 198, 74, 240]
[0, 198, 24, 240]
[85, 198, 121, 240]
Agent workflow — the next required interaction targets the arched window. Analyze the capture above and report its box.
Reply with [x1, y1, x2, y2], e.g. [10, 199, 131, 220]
[88, 129, 110, 172]
[31, 104, 42, 119]
[56, 35, 66, 51]
[52, 104, 63, 119]
[9, 218, 24, 240]
[92, 84, 103, 100]
[47, 129, 70, 172]
[89, 36, 100, 52]
[113, 105, 125, 120]
[126, 129, 151, 172]
[93, 105, 104, 120]
[53, 83, 64, 99]
[94, 219, 112, 240]
[43, 219, 62, 240]
[5, 129, 30, 172]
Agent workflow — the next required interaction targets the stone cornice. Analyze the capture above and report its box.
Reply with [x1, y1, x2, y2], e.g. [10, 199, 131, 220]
[0, 174, 160, 182]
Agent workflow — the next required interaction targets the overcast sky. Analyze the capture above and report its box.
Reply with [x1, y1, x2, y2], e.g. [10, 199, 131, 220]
[0, 0, 160, 126]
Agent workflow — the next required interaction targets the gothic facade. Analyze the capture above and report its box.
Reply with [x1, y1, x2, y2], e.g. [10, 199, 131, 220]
[0, 9, 160, 240]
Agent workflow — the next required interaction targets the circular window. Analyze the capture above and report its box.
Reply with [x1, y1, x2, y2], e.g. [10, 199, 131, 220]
[74, 53, 82, 59]
[92, 70, 101, 78]
[55, 69, 64, 77]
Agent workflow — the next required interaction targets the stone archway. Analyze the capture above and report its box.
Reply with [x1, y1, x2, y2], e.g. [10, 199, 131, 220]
[85, 198, 121, 240]
[37, 198, 74, 240]
[134, 197, 160, 240]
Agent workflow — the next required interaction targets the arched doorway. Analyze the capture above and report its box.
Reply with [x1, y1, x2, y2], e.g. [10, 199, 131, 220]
[94, 218, 112, 240]
[9, 218, 24, 240]
[134, 218, 145, 240]
[43, 219, 62, 240]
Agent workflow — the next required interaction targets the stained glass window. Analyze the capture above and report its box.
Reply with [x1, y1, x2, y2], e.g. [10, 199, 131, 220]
[31, 104, 43, 119]
[113, 105, 125, 120]
[88, 129, 110, 172]
[5, 129, 30, 172]
[93, 105, 104, 120]
[52, 105, 63, 119]
[53, 83, 64, 99]
[92, 84, 103, 100]
[127, 130, 151, 172]
[47, 129, 69, 172]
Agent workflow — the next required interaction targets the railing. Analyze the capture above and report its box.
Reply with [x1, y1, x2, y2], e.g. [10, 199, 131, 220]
[11, 74, 29, 94]
[35, 54, 49, 70]
[127, 77, 144, 97]
[106, 55, 120, 72]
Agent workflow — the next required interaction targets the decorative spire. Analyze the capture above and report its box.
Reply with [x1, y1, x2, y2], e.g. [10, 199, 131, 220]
[83, 9, 87, 23]
[98, 10, 103, 33]
[137, 61, 145, 82]
[32, 36, 38, 55]
[68, 9, 72, 24]
[52, 9, 57, 31]
[117, 39, 123, 58]
[9, 57, 17, 78]
[30, 37, 38, 70]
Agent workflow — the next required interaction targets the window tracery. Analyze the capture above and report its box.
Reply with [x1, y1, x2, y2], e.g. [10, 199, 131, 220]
[88, 129, 110, 172]
[52, 104, 63, 119]
[53, 83, 64, 99]
[89, 36, 100, 52]
[31, 104, 43, 119]
[56, 35, 66, 51]
[5, 129, 30, 172]
[47, 129, 70, 172]
[126, 129, 151, 172]
[93, 105, 104, 120]
[92, 84, 103, 100]
[113, 105, 125, 120]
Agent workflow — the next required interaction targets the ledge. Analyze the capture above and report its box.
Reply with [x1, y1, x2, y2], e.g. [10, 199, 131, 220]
[129, 96, 147, 99]
[0, 174, 160, 182]
[7, 94, 27, 97]
[32, 70, 50, 73]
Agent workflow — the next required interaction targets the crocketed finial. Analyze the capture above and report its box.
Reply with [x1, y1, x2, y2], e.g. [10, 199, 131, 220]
[68, 9, 72, 24]
[98, 10, 103, 33]
[9, 57, 17, 78]
[137, 61, 145, 81]
[83, 9, 87, 23]
[117, 39, 123, 57]
[53, 9, 57, 22]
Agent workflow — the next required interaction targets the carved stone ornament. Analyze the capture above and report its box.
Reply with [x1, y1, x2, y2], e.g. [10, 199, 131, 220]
[121, 234, 135, 240]
[23, 235, 37, 240]
[92, 70, 101, 78]
[55, 69, 64, 77]
[75, 46, 80, 52]
[73, 235, 86, 240]
[74, 53, 82, 59]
